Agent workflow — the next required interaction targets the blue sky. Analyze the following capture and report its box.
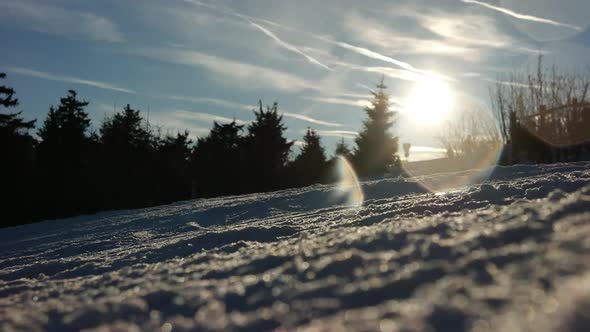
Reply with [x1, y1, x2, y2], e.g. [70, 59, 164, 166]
[1, 0, 589, 161]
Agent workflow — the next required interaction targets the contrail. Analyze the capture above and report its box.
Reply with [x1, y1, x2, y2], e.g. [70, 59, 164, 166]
[161, 92, 345, 127]
[246, 20, 331, 70]
[320, 37, 417, 72]
[461, 0, 581, 31]
[183, 0, 330, 70]
[282, 112, 344, 127]
[180, 0, 439, 79]
[174, 110, 247, 125]
[4, 66, 136, 94]
[314, 130, 359, 138]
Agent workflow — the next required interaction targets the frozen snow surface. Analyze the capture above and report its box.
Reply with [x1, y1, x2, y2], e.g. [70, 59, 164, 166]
[2, 163, 590, 331]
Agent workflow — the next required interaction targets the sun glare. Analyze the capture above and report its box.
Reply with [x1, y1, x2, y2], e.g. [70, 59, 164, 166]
[404, 77, 454, 126]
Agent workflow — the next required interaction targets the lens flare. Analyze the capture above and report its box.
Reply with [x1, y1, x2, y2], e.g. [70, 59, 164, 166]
[331, 156, 364, 207]
[402, 143, 503, 192]
[402, 106, 504, 192]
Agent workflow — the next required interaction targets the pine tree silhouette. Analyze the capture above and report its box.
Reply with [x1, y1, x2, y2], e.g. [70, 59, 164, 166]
[38, 90, 91, 168]
[191, 120, 245, 197]
[353, 78, 399, 177]
[0, 73, 35, 140]
[292, 128, 328, 186]
[100, 104, 157, 207]
[158, 131, 192, 203]
[334, 137, 353, 160]
[0, 84, 361, 225]
[0, 73, 37, 226]
[244, 101, 293, 192]
[36, 90, 94, 218]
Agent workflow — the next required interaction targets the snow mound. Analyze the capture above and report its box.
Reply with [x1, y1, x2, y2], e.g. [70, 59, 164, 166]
[1, 162, 590, 331]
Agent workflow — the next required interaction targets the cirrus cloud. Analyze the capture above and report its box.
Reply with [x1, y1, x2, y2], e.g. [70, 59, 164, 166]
[461, 0, 582, 31]
[3, 66, 136, 94]
[132, 47, 315, 93]
[0, 0, 124, 42]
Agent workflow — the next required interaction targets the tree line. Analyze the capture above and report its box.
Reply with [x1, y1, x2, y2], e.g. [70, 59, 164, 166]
[1, 74, 399, 227]
[490, 56, 590, 164]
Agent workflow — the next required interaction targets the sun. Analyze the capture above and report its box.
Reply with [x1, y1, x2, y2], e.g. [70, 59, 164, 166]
[404, 77, 454, 127]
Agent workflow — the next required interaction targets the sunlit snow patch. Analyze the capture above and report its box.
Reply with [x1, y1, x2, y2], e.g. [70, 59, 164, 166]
[401, 104, 505, 192]
[403, 142, 503, 193]
[331, 156, 364, 207]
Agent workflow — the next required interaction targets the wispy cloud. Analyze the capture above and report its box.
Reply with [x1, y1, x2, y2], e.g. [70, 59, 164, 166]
[246, 20, 331, 70]
[315, 130, 358, 138]
[133, 48, 314, 92]
[354, 7, 543, 57]
[356, 83, 374, 92]
[3, 66, 136, 94]
[283, 112, 344, 127]
[304, 96, 371, 108]
[461, 0, 582, 31]
[147, 113, 211, 137]
[344, 15, 481, 61]
[160, 95, 253, 111]
[0, 0, 123, 42]
[181, 0, 219, 12]
[321, 37, 417, 72]
[182, 0, 330, 70]
[322, 57, 448, 84]
[91, 103, 118, 118]
[351, 64, 422, 82]
[415, 11, 542, 54]
[180, 0, 444, 81]
[483, 78, 533, 88]
[159, 93, 345, 127]
[174, 110, 246, 125]
[319, 37, 453, 82]
[422, 15, 502, 48]
[183, 0, 296, 34]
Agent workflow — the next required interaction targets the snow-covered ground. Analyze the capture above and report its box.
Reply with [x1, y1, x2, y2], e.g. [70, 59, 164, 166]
[2, 162, 590, 331]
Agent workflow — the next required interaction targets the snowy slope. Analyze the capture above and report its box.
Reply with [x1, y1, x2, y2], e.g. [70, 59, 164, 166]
[2, 163, 590, 331]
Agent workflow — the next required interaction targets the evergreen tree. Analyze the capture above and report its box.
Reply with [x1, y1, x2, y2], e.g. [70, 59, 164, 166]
[100, 104, 154, 154]
[0, 73, 36, 226]
[99, 104, 157, 207]
[244, 101, 293, 192]
[191, 121, 245, 197]
[334, 137, 353, 160]
[353, 78, 399, 177]
[292, 128, 328, 186]
[158, 131, 192, 202]
[38, 90, 91, 168]
[37, 90, 93, 218]
[0, 73, 36, 146]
